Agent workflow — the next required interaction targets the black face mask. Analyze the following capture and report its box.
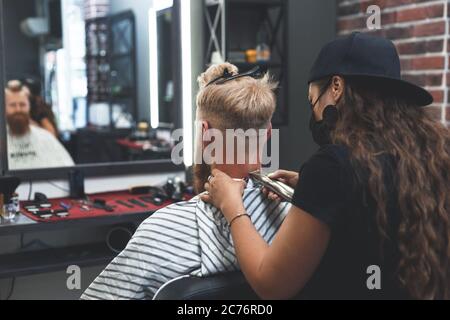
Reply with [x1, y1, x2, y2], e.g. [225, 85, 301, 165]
[309, 105, 338, 146]
[309, 79, 339, 146]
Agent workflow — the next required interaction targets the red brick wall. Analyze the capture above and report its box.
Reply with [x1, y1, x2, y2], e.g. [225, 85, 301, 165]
[337, 0, 449, 124]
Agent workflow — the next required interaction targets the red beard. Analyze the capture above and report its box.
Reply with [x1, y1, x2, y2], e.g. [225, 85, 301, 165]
[7, 112, 30, 136]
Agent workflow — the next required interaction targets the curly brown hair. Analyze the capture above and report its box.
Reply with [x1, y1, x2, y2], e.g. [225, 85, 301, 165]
[321, 76, 450, 299]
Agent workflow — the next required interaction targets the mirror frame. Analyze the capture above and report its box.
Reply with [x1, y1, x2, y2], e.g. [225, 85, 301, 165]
[0, 0, 185, 180]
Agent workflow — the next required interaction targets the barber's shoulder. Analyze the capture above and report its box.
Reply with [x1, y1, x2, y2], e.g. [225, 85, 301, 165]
[317, 143, 347, 152]
[306, 144, 350, 170]
[318, 144, 349, 160]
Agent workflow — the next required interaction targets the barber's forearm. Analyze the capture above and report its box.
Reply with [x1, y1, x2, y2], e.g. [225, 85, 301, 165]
[225, 202, 271, 297]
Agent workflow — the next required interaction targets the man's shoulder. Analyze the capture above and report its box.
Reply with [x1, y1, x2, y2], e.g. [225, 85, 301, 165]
[30, 125, 56, 140]
[141, 197, 200, 222]
[159, 197, 200, 213]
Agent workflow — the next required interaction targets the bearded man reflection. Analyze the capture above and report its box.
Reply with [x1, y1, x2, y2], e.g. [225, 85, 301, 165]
[5, 80, 74, 170]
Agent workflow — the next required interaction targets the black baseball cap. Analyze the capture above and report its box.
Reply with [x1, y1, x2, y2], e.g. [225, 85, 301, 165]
[309, 32, 433, 107]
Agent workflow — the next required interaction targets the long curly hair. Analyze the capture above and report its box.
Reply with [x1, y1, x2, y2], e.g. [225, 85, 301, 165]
[321, 76, 450, 299]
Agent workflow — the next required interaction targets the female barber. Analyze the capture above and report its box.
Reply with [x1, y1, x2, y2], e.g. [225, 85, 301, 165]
[202, 32, 450, 300]
[21, 77, 59, 137]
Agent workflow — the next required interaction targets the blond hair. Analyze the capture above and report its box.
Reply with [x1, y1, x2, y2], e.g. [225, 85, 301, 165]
[196, 63, 277, 130]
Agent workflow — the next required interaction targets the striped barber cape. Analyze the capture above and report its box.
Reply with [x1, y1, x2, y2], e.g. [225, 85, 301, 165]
[81, 179, 291, 300]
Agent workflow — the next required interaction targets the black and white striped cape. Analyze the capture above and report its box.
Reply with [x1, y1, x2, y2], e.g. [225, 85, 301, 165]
[81, 179, 291, 300]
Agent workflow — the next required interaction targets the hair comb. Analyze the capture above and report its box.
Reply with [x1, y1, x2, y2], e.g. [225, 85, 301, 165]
[206, 66, 262, 87]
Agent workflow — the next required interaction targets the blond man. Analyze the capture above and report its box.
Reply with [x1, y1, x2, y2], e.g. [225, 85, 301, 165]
[82, 63, 290, 300]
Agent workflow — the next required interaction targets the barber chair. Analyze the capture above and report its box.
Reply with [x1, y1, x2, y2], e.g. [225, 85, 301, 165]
[153, 272, 260, 300]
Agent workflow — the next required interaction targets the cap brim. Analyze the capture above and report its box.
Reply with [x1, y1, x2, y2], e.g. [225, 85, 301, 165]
[342, 74, 434, 107]
[392, 78, 434, 107]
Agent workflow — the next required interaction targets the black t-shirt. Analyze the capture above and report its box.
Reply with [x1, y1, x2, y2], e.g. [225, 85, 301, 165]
[292, 144, 409, 300]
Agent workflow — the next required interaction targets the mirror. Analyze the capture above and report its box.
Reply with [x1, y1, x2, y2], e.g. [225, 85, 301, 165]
[2, 0, 178, 171]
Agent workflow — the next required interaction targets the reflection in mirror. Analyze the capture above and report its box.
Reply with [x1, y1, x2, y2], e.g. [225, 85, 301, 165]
[3, 0, 177, 171]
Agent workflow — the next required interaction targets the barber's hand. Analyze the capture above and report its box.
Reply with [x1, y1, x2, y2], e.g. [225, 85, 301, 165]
[262, 170, 299, 202]
[269, 170, 299, 187]
[201, 169, 247, 223]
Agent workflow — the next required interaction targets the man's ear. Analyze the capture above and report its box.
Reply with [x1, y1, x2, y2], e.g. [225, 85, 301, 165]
[202, 120, 210, 132]
[202, 121, 211, 149]
[331, 76, 345, 103]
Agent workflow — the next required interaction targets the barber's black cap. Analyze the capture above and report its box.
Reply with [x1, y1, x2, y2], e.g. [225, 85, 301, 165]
[309, 32, 433, 107]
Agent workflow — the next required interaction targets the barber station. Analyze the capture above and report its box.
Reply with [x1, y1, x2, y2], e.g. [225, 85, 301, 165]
[0, 0, 449, 303]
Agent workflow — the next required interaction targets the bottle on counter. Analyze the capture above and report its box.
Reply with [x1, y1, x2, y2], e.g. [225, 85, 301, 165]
[1, 193, 16, 221]
[256, 30, 271, 63]
[11, 193, 20, 215]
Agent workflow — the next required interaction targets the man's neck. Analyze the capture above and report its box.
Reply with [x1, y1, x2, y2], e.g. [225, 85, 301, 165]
[213, 163, 261, 179]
